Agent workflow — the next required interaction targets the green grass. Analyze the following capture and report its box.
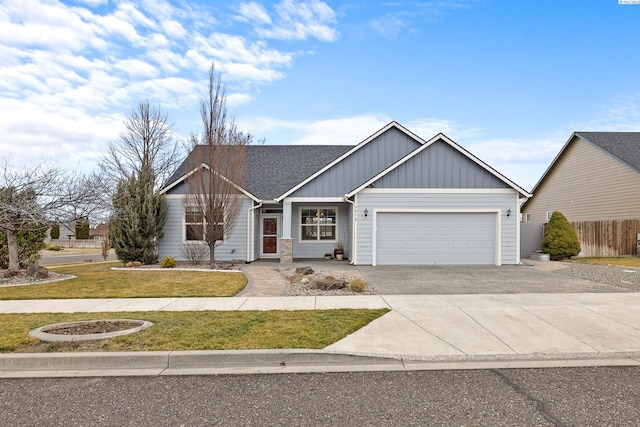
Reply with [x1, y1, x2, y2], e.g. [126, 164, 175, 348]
[0, 309, 389, 352]
[0, 262, 247, 300]
[570, 257, 640, 268]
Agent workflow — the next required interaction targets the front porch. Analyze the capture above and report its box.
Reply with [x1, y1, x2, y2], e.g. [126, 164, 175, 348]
[252, 200, 354, 263]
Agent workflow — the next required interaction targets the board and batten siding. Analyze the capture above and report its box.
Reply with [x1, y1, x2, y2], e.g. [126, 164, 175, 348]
[354, 190, 519, 265]
[158, 195, 251, 262]
[376, 140, 510, 190]
[289, 127, 420, 198]
[524, 137, 640, 222]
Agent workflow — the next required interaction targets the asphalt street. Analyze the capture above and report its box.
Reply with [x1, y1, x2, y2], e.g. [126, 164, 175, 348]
[2, 367, 640, 426]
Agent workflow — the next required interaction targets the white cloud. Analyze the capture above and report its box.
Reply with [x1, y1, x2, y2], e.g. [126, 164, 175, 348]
[0, 99, 122, 171]
[241, 114, 390, 146]
[584, 94, 640, 131]
[114, 59, 160, 78]
[0, 0, 321, 171]
[240, 0, 338, 42]
[238, 2, 272, 25]
[463, 134, 568, 191]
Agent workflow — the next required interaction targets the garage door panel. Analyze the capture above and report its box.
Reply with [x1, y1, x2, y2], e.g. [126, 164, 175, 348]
[376, 212, 495, 265]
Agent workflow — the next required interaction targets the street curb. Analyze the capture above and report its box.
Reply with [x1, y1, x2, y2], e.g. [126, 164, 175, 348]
[2, 350, 640, 378]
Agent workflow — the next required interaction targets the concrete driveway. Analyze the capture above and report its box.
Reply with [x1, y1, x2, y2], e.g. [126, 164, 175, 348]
[357, 264, 627, 295]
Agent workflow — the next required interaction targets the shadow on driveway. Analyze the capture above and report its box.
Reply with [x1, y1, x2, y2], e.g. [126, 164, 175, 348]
[357, 265, 629, 295]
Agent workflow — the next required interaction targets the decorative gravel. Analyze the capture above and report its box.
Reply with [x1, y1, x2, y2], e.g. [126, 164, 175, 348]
[278, 267, 374, 296]
[555, 263, 640, 292]
[0, 271, 75, 287]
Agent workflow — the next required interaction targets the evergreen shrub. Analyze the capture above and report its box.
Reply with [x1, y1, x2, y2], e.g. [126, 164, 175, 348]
[542, 211, 581, 260]
[161, 256, 177, 268]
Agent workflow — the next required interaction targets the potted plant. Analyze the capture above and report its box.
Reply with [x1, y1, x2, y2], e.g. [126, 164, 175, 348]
[334, 242, 344, 261]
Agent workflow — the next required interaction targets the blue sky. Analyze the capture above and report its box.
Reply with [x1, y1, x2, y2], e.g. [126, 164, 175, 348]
[2, 0, 640, 191]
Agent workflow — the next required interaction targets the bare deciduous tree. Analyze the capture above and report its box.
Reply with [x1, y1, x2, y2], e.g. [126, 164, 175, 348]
[0, 161, 99, 272]
[101, 101, 178, 264]
[100, 100, 180, 193]
[185, 63, 252, 268]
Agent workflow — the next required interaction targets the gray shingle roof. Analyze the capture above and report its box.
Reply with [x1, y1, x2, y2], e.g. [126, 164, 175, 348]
[163, 144, 352, 200]
[576, 132, 640, 172]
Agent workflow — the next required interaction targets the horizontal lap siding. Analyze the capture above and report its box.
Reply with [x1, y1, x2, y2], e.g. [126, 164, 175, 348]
[158, 196, 251, 262]
[292, 203, 351, 258]
[524, 138, 640, 223]
[158, 196, 184, 260]
[355, 191, 518, 265]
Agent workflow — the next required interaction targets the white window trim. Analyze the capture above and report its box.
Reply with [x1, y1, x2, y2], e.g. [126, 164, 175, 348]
[298, 206, 339, 244]
[546, 211, 554, 221]
[183, 205, 226, 244]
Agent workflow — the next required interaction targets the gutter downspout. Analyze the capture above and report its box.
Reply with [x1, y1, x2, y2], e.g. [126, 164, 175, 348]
[247, 201, 262, 262]
[343, 195, 356, 265]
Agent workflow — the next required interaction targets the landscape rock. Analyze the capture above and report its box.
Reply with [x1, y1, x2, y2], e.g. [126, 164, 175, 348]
[27, 264, 49, 279]
[312, 278, 347, 290]
[295, 266, 314, 275]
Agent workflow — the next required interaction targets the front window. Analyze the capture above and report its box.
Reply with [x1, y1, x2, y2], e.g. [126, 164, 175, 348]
[300, 208, 336, 241]
[185, 206, 225, 241]
[185, 206, 204, 241]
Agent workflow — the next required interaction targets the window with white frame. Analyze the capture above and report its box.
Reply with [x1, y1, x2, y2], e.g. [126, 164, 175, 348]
[300, 208, 337, 241]
[185, 206, 204, 241]
[185, 206, 224, 241]
[546, 211, 554, 221]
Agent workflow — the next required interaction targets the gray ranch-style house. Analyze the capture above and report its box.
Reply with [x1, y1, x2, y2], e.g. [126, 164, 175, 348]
[158, 121, 531, 266]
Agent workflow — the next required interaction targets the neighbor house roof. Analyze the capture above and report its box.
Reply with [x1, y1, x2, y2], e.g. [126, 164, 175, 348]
[575, 132, 640, 172]
[161, 144, 352, 200]
[529, 131, 640, 195]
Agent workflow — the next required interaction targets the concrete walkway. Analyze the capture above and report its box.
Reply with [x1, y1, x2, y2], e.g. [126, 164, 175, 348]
[2, 260, 640, 376]
[2, 293, 640, 376]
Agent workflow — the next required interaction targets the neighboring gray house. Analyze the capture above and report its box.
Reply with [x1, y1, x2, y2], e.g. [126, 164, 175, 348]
[159, 121, 530, 266]
[523, 132, 640, 223]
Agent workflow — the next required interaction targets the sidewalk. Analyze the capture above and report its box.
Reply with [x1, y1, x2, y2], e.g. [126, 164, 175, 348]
[2, 293, 640, 377]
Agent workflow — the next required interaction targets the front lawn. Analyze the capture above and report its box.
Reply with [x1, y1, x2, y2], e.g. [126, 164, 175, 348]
[0, 262, 247, 299]
[0, 309, 389, 352]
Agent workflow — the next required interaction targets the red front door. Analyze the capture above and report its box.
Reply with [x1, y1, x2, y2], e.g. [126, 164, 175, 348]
[262, 217, 279, 256]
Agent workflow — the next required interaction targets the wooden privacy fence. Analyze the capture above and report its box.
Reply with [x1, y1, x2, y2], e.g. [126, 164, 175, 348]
[570, 219, 638, 257]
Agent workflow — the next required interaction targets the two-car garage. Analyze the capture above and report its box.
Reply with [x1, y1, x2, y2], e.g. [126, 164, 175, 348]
[374, 211, 498, 265]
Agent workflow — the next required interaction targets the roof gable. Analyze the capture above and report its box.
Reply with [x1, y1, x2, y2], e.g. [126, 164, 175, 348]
[348, 133, 531, 197]
[575, 132, 640, 172]
[162, 121, 530, 201]
[283, 123, 423, 199]
[161, 145, 351, 200]
[528, 132, 640, 196]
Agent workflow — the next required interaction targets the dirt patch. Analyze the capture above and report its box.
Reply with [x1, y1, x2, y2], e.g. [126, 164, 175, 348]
[43, 320, 144, 335]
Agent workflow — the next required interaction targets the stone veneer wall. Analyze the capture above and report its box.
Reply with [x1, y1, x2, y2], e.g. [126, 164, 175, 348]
[280, 238, 293, 263]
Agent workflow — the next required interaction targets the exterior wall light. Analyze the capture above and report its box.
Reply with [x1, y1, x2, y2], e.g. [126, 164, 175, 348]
[364, 208, 368, 218]
[506, 208, 512, 217]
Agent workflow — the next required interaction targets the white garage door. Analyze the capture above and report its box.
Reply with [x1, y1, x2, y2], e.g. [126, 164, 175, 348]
[376, 212, 496, 265]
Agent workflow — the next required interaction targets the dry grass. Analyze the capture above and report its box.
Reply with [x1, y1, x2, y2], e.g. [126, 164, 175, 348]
[570, 257, 640, 268]
[0, 309, 389, 353]
[0, 262, 247, 299]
